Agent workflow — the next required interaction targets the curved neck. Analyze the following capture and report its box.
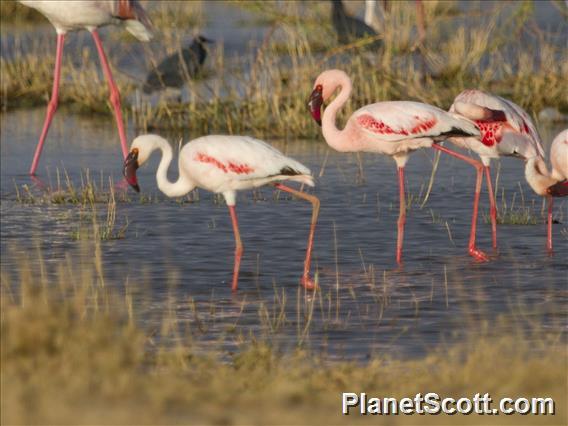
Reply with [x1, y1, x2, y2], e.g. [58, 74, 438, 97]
[153, 138, 195, 198]
[525, 157, 555, 196]
[322, 75, 353, 152]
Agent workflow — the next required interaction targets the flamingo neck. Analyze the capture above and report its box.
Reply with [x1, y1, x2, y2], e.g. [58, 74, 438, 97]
[525, 156, 556, 196]
[322, 75, 353, 152]
[153, 138, 195, 198]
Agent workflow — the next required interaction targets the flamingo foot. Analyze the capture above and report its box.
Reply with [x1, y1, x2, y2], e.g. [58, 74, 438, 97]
[114, 178, 130, 192]
[469, 247, 490, 262]
[300, 276, 317, 291]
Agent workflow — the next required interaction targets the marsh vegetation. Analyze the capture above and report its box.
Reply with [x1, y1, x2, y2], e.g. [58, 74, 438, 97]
[1, 1, 567, 424]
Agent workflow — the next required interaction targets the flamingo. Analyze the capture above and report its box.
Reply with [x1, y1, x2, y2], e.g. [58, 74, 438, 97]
[19, 0, 154, 175]
[122, 134, 320, 292]
[524, 129, 568, 252]
[365, 1, 426, 46]
[447, 89, 545, 254]
[307, 69, 480, 264]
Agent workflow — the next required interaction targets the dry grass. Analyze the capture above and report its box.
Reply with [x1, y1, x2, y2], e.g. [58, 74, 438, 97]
[2, 1, 567, 137]
[0, 0, 45, 23]
[1, 235, 566, 425]
[0, 37, 135, 113]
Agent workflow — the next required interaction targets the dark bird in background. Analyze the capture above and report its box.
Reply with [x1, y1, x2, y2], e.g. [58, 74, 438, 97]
[331, 0, 380, 47]
[143, 35, 213, 94]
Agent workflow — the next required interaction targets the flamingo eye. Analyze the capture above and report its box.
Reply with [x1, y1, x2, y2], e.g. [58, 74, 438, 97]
[316, 84, 323, 91]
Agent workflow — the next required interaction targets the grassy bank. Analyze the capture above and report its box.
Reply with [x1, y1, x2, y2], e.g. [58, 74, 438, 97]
[1, 239, 566, 425]
[2, 1, 567, 137]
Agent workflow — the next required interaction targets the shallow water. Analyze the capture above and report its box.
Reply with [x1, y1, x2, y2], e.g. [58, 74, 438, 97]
[1, 109, 566, 360]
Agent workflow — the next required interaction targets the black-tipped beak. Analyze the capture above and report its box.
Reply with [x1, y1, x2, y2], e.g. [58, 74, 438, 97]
[308, 85, 323, 127]
[123, 149, 140, 192]
[547, 180, 568, 197]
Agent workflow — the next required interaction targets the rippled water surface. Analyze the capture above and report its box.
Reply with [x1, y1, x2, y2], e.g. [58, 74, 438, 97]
[1, 109, 566, 360]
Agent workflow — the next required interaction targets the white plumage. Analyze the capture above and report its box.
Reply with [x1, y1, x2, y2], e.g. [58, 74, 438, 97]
[550, 129, 568, 182]
[449, 89, 545, 162]
[124, 134, 320, 292]
[19, 0, 153, 40]
[354, 101, 480, 144]
[308, 69, 481, 263]
[130, 134, 313, 204]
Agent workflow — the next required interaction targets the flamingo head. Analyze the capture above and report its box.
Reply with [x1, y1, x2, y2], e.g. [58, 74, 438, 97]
[123, 147, 140, 192]
[308, 69, 351, 126]
[524, 156, 555, 196]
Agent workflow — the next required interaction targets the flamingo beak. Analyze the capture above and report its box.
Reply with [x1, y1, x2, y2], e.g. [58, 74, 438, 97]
[123, 148, 140, 192]
[547, 181, 568, 197]
[308, 85, 323, 126]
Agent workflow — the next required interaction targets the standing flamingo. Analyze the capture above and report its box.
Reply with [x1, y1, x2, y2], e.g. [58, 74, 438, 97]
[447, 89, 545, 253]
[19, 0, 153, 175]
[524, 129, 568, 252]
[364, 1, 426, 46]
[122, 134, 320, 292]
[307, 69, 480, 264]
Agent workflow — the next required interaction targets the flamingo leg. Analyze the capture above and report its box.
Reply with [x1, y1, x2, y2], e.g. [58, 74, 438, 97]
[432, 144, 489, 262]
[396, 167, 406, 265]
[484, 166, 498, 249]
[415, 0, 426, 45]
[273, 183, 320, 290]
[90, 29, 128, 159]
[228, 205, 243, 292]
[29, 33, 65, 175]
[546, 196, 553, 253]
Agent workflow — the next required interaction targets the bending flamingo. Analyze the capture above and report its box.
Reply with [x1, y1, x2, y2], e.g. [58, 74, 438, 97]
[19, 0, 153, 175]
[308, 69, 480, 264]
[123, 134, 319, 292]
[447, 89, 545, 252]
[524, 129, 568, 252]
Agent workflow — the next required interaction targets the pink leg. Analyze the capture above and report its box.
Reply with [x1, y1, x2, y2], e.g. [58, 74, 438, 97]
[274, 183, 320, 290]
[29, 33, 65, 175]
[228, 205, 243, 292]
[432, 144, 489, 262]
[396, 167, 406, 265]
[415, 0, 426, 45]
[484, 166, 498, 249]
[90, 30, 128, 159]
[546, 196, 553, 253]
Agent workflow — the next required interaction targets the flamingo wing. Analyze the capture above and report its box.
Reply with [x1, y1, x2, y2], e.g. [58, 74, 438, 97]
[111, 0, 153, 41]
[550, 129, 568, 181]
[354, 101, 479, 142]
[186, 136, 312, 183]
[451, 89, 545, 158]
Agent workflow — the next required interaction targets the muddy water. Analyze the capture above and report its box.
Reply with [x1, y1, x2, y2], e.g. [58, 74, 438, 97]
[1, 109, 566, 359]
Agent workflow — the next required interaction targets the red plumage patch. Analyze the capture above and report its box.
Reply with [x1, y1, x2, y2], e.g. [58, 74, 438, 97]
[195, 153, 254, 175]
[474, 120, 504, 146]
[357, 114, 437, 136]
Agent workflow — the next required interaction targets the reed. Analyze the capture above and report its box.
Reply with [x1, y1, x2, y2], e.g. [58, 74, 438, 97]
[2, 1, 566, 137]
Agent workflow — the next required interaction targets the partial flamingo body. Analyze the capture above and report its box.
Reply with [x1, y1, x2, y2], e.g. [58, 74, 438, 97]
[448, 89, 545, 253]
[525, 129, 568, 252]
[122, 134, 319, 291]
[19, 0, 153, 175]
[308, 69, 480, 263]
